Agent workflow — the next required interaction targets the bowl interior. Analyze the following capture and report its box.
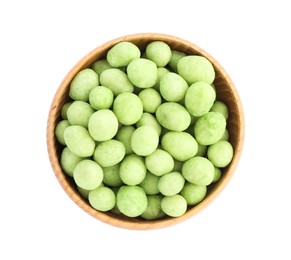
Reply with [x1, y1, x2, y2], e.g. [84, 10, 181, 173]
[47, 33, 244, 230]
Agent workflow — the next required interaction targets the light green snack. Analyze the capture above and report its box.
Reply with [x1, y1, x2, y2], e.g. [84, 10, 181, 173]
[61, 102, 72, 119]
[158, 172, 185, 196]
[156, 102, 191, 131]
[102, 164, 123, 187]
[182, 156, 214, 186]
[89, 86, 114, 110]
[212, 167, 222, 183]
[67, 101, 94, 128]
[131, 126, 159, 156]
[180, 182, 207, 205]
[210, 100, 229, 119]
[91, 59, 112, 75]
[119, 154, 146, 185]
[55, 120, 70, 145]
[196, 143, 208, 157]
[127, 58, 157, 88]
[73, 159, 103, 190]
[145, 41, 172, 67]
[136, 113, 162, 136]
[89, 187, 115, 211]
[194, 112, 226, 145]
[138, 88, 162, 113]
[145, 149, 174, 176]
[117, 185, 148, 217]
[185, 82, 216, 117]
[207, 140, 234, 167]
[153, 67, 170, 91]
[177, 55, 215, 84]
[115, 126, 135, 154]
[168, 50, 186, 72]
[64, 125, 95, 157]
[113, 92, 143, 125]
[172, 160, 183, 172]
[60, 147, 84, 177]
[141, 195, 165, 220]
[161, 131, 198, 161]
[69, 68, 99, 102]
[160, 72, 188, 102]
[100, 68, 134, 95]
[139, 171, 160, 195]
[220, 129, 229, 141]
[107, 42, 141, 67]
[161, 195, 187, 217]
[93, 140, 125, 167]
[77, 186, 90, 199]
[88, 109, 118, 141]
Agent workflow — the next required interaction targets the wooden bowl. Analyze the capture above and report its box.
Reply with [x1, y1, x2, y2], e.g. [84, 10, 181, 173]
[46, 33, 244, 230]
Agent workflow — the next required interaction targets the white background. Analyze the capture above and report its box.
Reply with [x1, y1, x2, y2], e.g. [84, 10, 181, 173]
[1, 0, 290, 259]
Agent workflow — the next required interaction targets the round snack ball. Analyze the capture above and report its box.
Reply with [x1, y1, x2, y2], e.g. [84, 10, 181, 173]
[212, 167, 222, 183]
[88, 109, 118, 141]
[61, 101, 72, 119]
[141, 195, 165, 220]
[207, 140, 234, 167]
[161, 131, 198, 161]
[145, 149, 174, 176]
[180, 182, 207, 205]
[210, 100, 229, 119]
[93, 140, 125, 167]
[153, 67, 170, 91]
[100, 68, 134, 95]
[67, 101, 94, 128]
[115, 125, 135, 154]
[91, 59, 112, 75]
[89, 187, 115, 211]
[172, 159, 183, 172]
[127, 58, 157, 89]
[138, 88, 162, 113]
[131, 126, 159, 156]
[113, 92, 143, 125]
[60, 147, 84, 177]
[55, 120, 70, 145]
[69, 68, 99, 102]
[117, 186, 148, 217]
[139, 171, 160, 195]
[185, 82, 216, 117]
[168, 50, 186, 72]
[119, 154, 147, 185]
[194, 112, 226, 145]
[182, 156, 214, 186]
[89, 86, 114, 110]
[146, 41, 172, 67]
[102, 164, 123, 187]
[73, 159, 103, 190]
[77, 186, 90, 199]
[196, 143, 208, 157]
[136, 113, 162, 136]
[64, 125, 95, 157]
[177, 55, 215, 84]
[220, 129, 229, 141]
[161, 195, 187, 217]
[158, 172, 185, 196]
[156, 102, 191, 131]
[160, 72, 188, 102]
[107, 41, 141, 67]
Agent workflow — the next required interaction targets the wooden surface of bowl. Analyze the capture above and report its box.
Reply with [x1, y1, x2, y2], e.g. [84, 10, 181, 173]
[46, 33, 244, 230]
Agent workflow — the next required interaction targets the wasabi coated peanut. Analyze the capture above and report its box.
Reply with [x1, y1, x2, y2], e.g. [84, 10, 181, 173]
[127, 58, 158, 88]
[146, 41, 172, 67]
[168, 50, 186, 72]
[107, 41, 141, 67]
[182, 156, 214, 186]
[64, 125, 95, 157]
[153, 67, 170, 91]
[60, 147, 84, 177]
[61, 101, 72, 119]
[136, 113, 162, 136]
[89, 86, 114, 110]
[177, 55, 215, 84]
[115, 125, 135, 154]
[158, 172, 185, 196]
[100, 68, 134, 95]
[220, 129, 229, 141]
[117, 185, 148, 217]
[55, 120, 70, 145]
[161, 131, 198, 161]
[91, 59, 112, 75]
[212, 167, 222, 183]
[180, 182, 207, 205]
[113, 92, 143, 125]
[88, 109, 118, 141]
[145, 149, 174, 176]
[138, 88, 162, 113]
[89, 187, 115, 211]
[93, 139, 125, 167]
[194, 112, 226, 145]
[172, 159, 183, 172]
[69, 68, 99, 102]
[161, 194, 187, 217]
[119, 154, 147, 185]
[156, 102, 191, 131]
[73, 159, 103, 190]
[210, 100, 229, 119]
[102, 164, 123, 187]
[67, 100, 94, 128]
[141, 195, 165, 220]
[196, 143, 208, 157]
[185, 82, 216, 117]
[77, 186, 91, 199]
[139, 171, 160, 195]
[207, 140, 234, 167]
[131, 126, 159, 156]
